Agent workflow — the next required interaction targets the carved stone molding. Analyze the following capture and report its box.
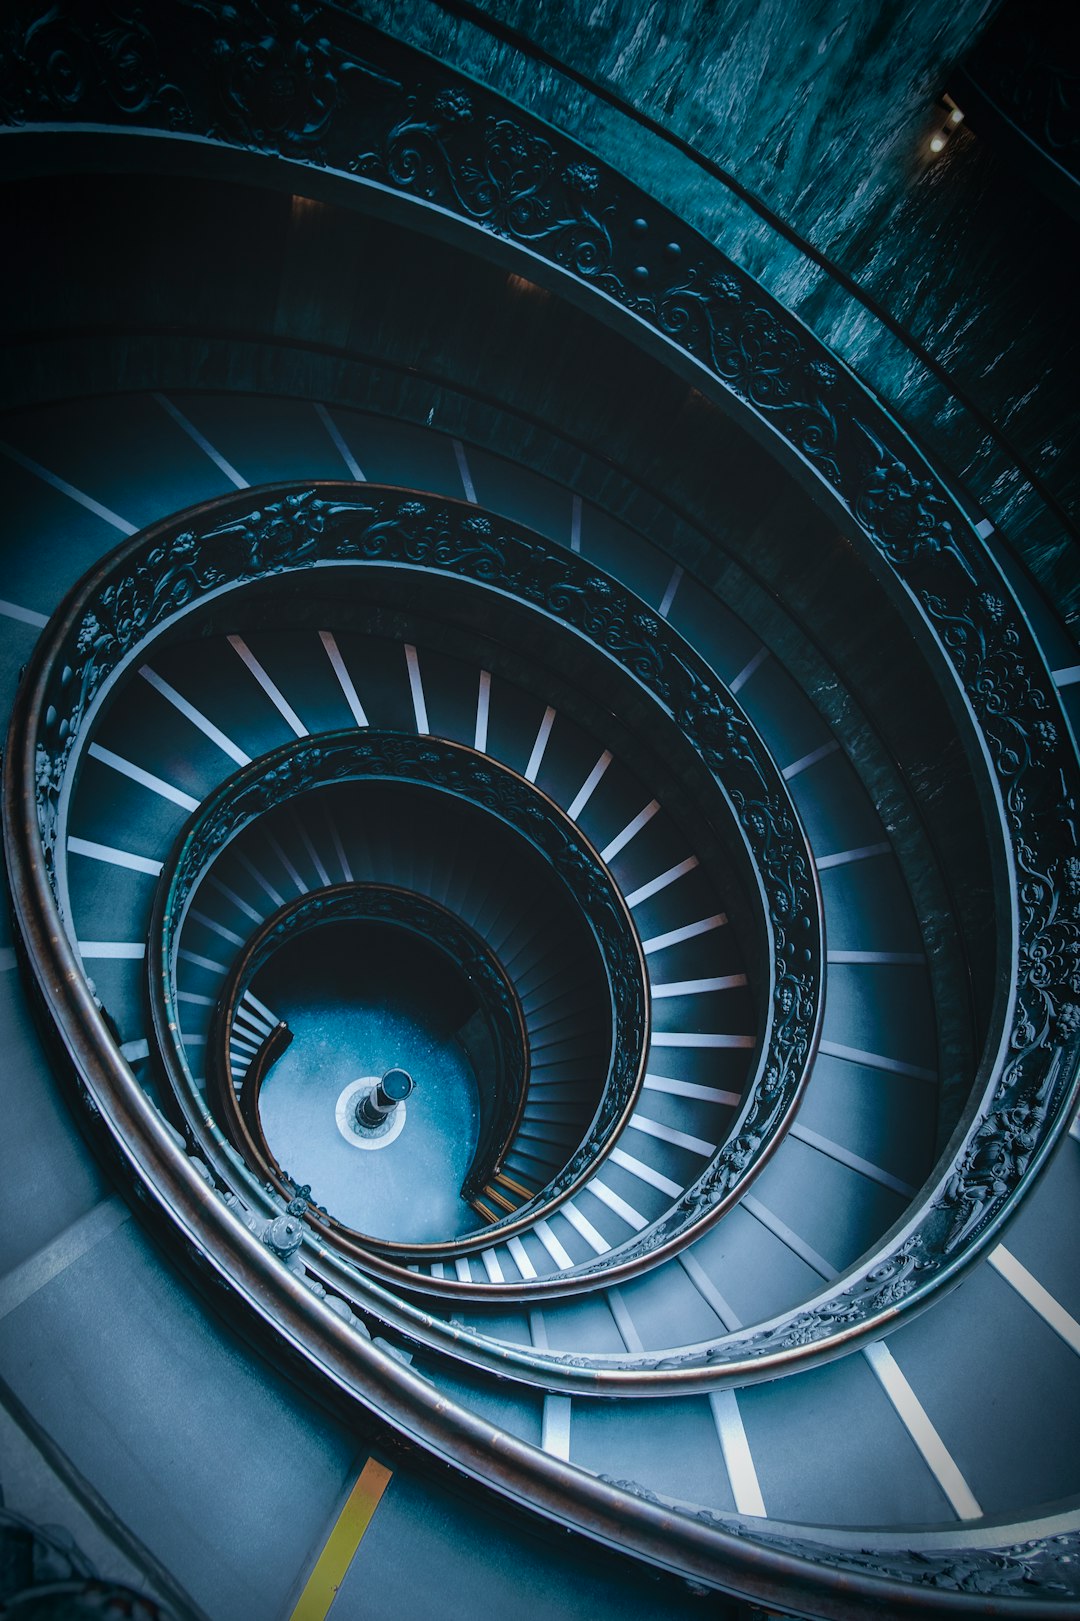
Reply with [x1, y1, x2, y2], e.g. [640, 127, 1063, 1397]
[207, 881, 532, 1222]
[156, 729, 645, 1248]
[28, 484, 819, 1297]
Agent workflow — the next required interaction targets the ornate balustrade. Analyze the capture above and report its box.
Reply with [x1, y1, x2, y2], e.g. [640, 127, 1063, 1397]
[2, 0, 1074, 581]
[16, 482, 819, 1295]
[9, 467, 1078, 1347]
[213, 882, 530, 1216]
[153, 730, 640, 1255]
[233, 1015, 293, 1158]
[3, 8, 1080, 1605]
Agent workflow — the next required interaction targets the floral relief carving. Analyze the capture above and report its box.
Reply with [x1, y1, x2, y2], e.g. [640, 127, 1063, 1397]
[34, 484, 820, 1274]
[720, 1521, 1080, 1600]
[8, 6, 1079, 1385]
[162, 727, 649, 1220]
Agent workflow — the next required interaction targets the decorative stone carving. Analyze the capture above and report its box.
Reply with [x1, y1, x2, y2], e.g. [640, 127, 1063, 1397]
[7, 0, 1079, 1412]
[158, 728, 650, 1234]
[702, 1516, 1080, 1602]
[208, 881, 530, 1207]
[36, 486, 818, 1274]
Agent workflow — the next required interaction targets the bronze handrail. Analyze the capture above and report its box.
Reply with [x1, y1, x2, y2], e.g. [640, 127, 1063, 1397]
[151, 726, 647, 1259]
[4, 10, 1079, 1604]
[208, 882, 537, 1247]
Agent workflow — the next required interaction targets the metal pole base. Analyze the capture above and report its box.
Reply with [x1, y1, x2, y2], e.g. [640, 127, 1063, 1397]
[354, 1068, 415, 1135]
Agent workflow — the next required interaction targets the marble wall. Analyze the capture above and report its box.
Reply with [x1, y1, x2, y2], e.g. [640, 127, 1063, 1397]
[353, 0, 1080, 620]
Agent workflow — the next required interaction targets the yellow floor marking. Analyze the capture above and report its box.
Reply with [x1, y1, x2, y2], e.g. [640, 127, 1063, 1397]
[290, 1457, 393, 1620]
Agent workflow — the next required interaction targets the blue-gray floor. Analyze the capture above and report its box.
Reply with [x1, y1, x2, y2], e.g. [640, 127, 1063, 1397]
[257, 926, 481, 1241]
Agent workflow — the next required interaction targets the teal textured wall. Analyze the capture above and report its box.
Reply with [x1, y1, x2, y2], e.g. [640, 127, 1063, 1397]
[353, 0, 1079, 617]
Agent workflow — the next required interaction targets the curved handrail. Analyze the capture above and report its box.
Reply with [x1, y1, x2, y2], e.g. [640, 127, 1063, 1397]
[2, 10, 1079, 1605]
[2, 0, 1075, 1364]
[413, 0, 1079, 551]
[23, 481, 818, 1294]
[236, 1018, 293, 1153]
[3, 0, 1073, 570]
[155, 733, 640, 1252]
[13, 477, 1077, 1338]
[4, 817, 1075, 1620]
[3, 0, 1076, 1344]
[210, 882, 532, 1221]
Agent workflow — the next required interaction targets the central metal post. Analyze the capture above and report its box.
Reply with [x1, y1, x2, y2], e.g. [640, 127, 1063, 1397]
[355, 1067, 414, 1131]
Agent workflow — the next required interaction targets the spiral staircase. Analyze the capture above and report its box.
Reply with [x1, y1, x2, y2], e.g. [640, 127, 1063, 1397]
[1, 6, 1079, 1620]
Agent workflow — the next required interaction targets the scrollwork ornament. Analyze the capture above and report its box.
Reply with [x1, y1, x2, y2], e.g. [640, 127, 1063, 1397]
[706, 1519, 1080, 1601]
[29, 481, 818, 1276]
[5, 25, 1080, 1611]
[161, 728, 650, 1222]
[191, 0, 401, 158]
[852, 427, 977, 581]
[353, 92, 616, 280]
[32, 464, 1078, 1351]
[7, 0, 1066, 1357]
[0, 2, 191, 128]
[214, 882, 528, 1199]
